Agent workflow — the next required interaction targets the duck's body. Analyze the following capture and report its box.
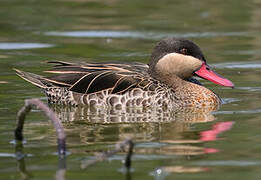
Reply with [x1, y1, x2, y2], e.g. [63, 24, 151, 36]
[15, 38, 233, 110]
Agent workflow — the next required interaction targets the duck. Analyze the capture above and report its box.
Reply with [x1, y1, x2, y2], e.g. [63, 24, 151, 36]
[15, 38, 234, 110]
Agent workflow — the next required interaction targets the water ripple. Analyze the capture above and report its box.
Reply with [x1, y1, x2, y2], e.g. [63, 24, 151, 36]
[236, 87, 261, 92]
[0, 153, 16, 158]
[194, 160, 261, 166]
[224, 50, 261, 55]
[135, 142, 167, 148]
[214, 61, 261, 69]
[0, 43, 54, 50]
[213, 109, 261, 115]
[44, 31, 248, 39]
[222, 98, 240, 104]
[0, 152, 33, 158]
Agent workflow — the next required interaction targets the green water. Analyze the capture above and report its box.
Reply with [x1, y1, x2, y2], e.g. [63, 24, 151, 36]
[1, 0, 261, 179]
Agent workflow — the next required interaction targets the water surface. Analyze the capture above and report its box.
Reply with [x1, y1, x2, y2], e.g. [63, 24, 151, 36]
[1, 0, 261, 179]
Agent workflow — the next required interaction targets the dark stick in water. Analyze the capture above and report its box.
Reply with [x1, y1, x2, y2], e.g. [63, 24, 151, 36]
[14, 98, 66, 156]
[81, 138, 134, 170]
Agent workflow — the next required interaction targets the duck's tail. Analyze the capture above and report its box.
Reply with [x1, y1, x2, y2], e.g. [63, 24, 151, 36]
[14, 68, 47, 89]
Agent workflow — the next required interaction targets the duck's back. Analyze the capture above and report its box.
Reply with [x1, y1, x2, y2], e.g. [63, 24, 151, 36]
[16, 61, 218, 108]
[15, 61, 164, 106]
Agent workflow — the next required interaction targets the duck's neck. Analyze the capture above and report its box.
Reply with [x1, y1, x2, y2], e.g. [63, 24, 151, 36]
[155, 73, 221, 109]
[155, 74, 188, 89]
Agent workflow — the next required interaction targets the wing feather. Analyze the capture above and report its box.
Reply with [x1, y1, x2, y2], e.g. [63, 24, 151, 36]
[85, 71, 113, 94]
[42, 61, 150, 94]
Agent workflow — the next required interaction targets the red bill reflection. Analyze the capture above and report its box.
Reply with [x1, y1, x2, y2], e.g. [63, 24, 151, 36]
[200, 121, 234, 154]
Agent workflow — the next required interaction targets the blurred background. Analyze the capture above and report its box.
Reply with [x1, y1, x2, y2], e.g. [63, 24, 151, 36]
[1, 0, 261, 179]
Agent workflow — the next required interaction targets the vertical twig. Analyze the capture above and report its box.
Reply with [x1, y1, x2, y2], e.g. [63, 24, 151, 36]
[124, 138, 134, 169]
[15, 141, 32, 180]
[15, 103, 32, 141]
[56, 156, 66, 180]
[81, 138, 134, 169]
[14, 98, 66, 156]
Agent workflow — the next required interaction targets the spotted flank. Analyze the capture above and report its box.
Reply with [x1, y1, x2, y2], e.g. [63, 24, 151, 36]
[44, 80, 177, 108]
[15, 38, 233, 110]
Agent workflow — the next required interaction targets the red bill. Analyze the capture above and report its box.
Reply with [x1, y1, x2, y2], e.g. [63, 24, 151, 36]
[194, 62, 234, 87]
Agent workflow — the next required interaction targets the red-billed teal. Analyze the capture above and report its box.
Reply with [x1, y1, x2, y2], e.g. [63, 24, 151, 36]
[15, 38, 234, 110]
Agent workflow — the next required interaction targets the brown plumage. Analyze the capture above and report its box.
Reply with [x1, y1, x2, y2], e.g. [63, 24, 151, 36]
[15, 38, 234, 110]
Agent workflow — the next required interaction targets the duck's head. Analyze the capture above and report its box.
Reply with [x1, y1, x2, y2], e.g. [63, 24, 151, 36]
[149, 38, 234, 87]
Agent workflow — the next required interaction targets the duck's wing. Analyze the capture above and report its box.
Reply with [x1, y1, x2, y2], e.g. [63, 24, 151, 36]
[42, 61, 154, 94]
[46, 61, 149, 75]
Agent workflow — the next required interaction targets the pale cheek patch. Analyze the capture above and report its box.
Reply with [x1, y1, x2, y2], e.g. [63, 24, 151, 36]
[155, 53, 202, 79]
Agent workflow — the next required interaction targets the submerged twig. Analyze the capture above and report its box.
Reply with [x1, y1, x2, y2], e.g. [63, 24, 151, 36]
[81, 138, 134, 170]
[14, 98, 66, 156]
[15, 141, 33, 180]
[56, 156, 66, 180]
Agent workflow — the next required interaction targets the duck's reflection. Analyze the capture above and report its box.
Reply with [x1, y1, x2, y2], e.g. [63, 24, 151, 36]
[52, 105, 217, 123]
[15, 104, 234, 180]
[49, 105, 218, 145]
[50, 105, 232, 156]
[51, 105, 233, 177]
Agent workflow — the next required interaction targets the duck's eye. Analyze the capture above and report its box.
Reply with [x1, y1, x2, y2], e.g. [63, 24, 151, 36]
[180, 48, 188, 55]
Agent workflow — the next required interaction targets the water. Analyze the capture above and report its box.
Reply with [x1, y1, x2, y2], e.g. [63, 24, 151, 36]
[1, 0, 261, 179]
